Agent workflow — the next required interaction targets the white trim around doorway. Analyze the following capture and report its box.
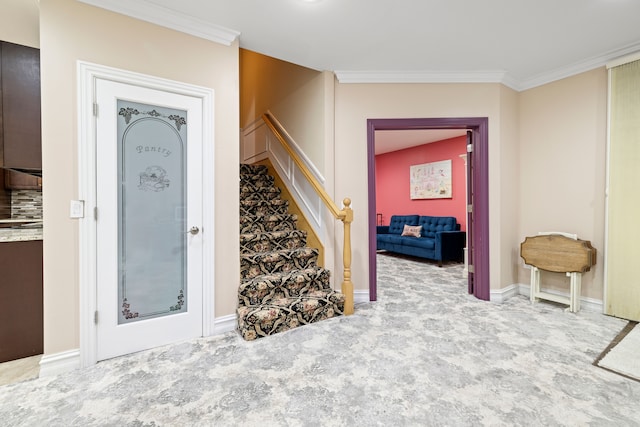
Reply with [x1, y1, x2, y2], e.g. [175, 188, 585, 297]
[77, 61, 215, 368]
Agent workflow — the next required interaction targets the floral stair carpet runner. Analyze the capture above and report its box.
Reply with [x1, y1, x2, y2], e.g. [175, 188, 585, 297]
[237, 164, 345, 340]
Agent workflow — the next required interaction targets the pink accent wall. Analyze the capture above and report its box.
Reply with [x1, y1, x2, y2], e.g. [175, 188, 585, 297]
[375, 136, 467, 231]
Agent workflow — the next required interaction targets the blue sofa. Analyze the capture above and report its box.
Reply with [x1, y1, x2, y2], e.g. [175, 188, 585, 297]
[376, 215, 466, 266]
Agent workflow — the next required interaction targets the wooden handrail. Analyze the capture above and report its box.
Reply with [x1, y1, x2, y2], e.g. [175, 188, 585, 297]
[262, 113, 354, 315]
[262, 114, 344, 219]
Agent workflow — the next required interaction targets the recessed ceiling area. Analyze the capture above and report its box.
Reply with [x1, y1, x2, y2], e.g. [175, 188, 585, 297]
[375, 129, 467, 155]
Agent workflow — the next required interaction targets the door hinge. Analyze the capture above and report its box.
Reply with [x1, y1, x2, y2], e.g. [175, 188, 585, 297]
[94, 207, 98, 220]
[467, 204, 473, 213]
[468, 264, 475, 273]
[467, 143, 474, 153]
[94, 311, 99, 324]
[93, 102, 99, 117]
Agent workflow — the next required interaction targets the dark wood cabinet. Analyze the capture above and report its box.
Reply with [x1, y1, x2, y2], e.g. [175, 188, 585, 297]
[4, 168, 42, 190]
[0, 41, 42, 170]
[0, 240, 43, 363]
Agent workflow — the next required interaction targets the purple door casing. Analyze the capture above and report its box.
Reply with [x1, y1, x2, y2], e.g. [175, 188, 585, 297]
[367, 117, 490, 301]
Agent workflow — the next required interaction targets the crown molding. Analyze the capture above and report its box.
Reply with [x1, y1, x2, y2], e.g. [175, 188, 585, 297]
[607, 51, 640, 69]
[336, 40, 640, 91]
[510, 40, 640, 91]
[335, 69, 512, 86]
[77, 0, 240, 46]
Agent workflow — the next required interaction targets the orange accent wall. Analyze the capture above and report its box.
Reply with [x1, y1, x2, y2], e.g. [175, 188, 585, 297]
[375, 136, 467, 231]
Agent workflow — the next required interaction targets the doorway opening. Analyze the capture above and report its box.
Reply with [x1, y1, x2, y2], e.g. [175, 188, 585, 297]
[367, 117, 489, 301]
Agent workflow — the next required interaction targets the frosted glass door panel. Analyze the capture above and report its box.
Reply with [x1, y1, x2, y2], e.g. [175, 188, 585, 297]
[117, 100, 188, 324]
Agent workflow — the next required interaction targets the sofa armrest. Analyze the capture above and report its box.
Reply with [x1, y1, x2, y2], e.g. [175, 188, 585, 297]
[377, 225, 390, 234]
[435, 231, 466, 263]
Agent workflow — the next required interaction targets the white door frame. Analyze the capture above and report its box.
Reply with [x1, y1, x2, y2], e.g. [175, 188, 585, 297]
[77, 61, 215, 367]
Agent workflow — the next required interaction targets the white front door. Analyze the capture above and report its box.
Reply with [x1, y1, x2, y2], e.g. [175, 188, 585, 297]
[95, 78, 204, 361]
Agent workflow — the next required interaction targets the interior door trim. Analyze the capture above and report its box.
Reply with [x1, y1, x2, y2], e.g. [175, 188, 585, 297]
[77, 61, 215, 367]
[367, 117, 490, 301]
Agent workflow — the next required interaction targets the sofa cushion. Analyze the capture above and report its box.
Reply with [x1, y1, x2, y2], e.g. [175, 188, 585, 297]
[377, 234, 408, 245]
[388, 215, 420, 235]
[402, 237, 435, 250]
[418, 216, 459, 238]
[401, 224, 422, 237]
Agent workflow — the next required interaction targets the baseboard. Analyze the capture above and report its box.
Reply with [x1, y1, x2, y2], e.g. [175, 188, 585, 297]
[212, 313, 237, 335]
[516, 283, 603, 312]
[354, 290, 370, 305]
[39, 349, 81, 378]
[39, 315, 237, 378]
[578, 295, 604, 312]
[491, 283, 604, 312]
[490, 284, 520, 303]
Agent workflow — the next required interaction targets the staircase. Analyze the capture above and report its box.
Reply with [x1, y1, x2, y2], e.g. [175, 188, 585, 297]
[237, 164, 345, 340]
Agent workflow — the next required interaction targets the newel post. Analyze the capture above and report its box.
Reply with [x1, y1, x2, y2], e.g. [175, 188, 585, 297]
[341, 198, 354, 315]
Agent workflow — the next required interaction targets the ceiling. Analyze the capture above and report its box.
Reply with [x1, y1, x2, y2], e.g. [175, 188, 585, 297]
[375, 129, 466, 155]
[81, 0, 640, 154]
[83, 0, 640, 91]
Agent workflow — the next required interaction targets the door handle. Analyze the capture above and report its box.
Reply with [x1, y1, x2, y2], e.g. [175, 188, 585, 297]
[187, 226, 200, 235]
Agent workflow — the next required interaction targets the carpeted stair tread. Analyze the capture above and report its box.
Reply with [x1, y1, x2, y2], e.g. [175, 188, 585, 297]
[240, 172, 273, 182]
[240, 229, 307, 254]
[236, 291, 345, 341]
[238, 266, 331, 305]
[240, 247, 319, 280]
[240, 199, 288, 208]
[240, 199, 289, 216]
[240, 213, 298, 233]
[240, 164, 268, 175]
[240, 187, 282, 201]
[238, 163, 345, 341]
[240, 174, 275, 189]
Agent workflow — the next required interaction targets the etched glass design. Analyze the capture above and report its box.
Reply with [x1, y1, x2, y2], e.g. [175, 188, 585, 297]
[117, 100, 187, 324]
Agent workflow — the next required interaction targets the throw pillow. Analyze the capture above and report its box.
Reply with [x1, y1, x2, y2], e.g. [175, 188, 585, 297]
[401, 224, 422, 237]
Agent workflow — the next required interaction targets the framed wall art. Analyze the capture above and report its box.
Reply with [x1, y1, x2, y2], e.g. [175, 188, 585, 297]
[410, 159, 452, 199]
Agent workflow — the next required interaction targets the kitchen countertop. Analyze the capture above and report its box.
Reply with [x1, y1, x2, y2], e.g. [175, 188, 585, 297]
[0, 228, 43, 242]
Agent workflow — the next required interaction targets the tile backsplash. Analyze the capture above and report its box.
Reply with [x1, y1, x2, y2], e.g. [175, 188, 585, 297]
[11, 189, 43, 219]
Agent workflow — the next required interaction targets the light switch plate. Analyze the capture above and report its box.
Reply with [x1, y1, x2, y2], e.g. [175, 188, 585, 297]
[70, 200, 85, 218]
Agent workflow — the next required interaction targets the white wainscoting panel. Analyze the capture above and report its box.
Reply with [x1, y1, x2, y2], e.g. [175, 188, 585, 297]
[269, 133, 291, 180]
[243, 113, 328, 248]
[241, 119, 268, 164]
[292, 162, 322, 227]
[266, 134, 324, 239]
